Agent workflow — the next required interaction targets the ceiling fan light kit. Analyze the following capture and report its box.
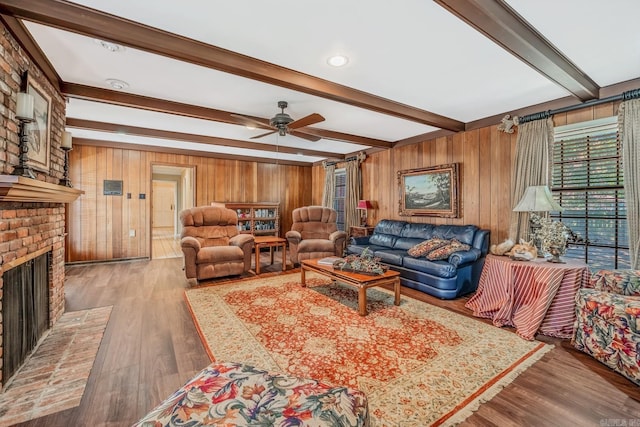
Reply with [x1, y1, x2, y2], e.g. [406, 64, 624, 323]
[234, 101, 325, 142]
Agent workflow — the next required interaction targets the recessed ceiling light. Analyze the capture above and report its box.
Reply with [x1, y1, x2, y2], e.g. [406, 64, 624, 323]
[94, 39, 124, 53]
[106, 78, 129, 90]
[327, 54, 349, 67]
[246, 125, 256, 130]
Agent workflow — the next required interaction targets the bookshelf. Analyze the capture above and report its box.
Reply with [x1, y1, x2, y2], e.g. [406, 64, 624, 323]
[222, 202, 280, 236]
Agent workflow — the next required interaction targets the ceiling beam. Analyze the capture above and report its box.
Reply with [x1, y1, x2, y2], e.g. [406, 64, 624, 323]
[65, 118, 343, 159]
[435, 0, 600, 101]
[62, 83, 392, 148]
[0, 13, 60, 87]
[73, 138, 312, 167]
[62, 83, 269, 127]
[0, 0, 465, 132]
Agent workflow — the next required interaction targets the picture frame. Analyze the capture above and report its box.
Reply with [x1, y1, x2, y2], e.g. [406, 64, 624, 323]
[25, 75, 51, 173]
[398, 163, 460, 217]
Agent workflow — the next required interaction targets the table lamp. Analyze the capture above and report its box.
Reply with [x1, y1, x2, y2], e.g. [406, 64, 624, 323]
[356, 200, 373, 226]
[513, 185, 563, 254]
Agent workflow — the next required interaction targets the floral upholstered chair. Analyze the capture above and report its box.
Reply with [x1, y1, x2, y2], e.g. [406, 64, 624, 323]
[133, 362, 369, 427]
[572, 269, 640, 385]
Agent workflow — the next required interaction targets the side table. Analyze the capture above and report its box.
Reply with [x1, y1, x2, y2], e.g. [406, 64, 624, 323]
[254, 236, 287, 275]
[465, 254, 590, 340]
[349, 226, 375, 238]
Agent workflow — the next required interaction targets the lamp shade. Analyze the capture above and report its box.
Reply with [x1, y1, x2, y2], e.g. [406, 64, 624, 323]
[16, 92, 35, 121]
[357, 200, 373, 210]
[513, 185, 563, 212]
[61, 131, 73, 149]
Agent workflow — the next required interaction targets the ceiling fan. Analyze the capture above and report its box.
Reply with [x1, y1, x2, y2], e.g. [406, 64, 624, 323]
[232, 101, 325, 142]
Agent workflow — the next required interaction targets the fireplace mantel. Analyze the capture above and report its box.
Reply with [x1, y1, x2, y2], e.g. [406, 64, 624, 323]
[0, 175, 83, 203]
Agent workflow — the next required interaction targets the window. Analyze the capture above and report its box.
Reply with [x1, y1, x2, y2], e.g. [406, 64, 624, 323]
[552, 117, 629, 270]
[333, 168, 346, 231]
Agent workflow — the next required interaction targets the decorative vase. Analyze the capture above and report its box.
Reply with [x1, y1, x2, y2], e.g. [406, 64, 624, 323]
[547, 245, 565, 263]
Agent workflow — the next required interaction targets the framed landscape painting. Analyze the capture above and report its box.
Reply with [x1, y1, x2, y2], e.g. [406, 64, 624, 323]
[398, 163, 460, 217]
[26, 76, 51, 173]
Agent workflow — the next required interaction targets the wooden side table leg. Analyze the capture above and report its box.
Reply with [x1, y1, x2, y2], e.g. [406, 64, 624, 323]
[255, 244, 261, 275]
[301, 266, 306, 286]
[358, 286, 367, 316]
[269, 246, 274, 265]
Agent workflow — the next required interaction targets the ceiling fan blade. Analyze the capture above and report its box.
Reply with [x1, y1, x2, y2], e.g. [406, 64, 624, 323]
[289, 129, 322, 142]
[251, 130, 277, 139]
[287, 113, 325, 130]
[230, 113, 272, 129]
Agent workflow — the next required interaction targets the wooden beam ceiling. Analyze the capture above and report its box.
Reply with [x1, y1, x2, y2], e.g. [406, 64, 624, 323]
[435, 0, 600, 101]
[0, 0, 465, 132]
[0, 13, 60, 87]
[61, 84, 393, 149]
[66, 118, 344, 160]
[72, 137, 312, 167]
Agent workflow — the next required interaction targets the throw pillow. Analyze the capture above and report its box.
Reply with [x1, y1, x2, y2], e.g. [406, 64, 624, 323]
[426, 239, 471, 261]
[407, 238, 449, 257]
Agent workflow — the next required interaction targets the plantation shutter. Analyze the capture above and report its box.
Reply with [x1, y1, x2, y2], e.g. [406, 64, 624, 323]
[552, 117, 629, 269]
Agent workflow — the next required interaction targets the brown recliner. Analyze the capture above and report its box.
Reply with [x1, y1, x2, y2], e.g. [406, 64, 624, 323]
[180, 206, 254, 281]
[286, 206, 347, 265]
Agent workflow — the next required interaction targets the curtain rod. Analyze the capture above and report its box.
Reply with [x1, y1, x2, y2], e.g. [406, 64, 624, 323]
[518, 88, 640, 124]
[323, 152, 366, 167]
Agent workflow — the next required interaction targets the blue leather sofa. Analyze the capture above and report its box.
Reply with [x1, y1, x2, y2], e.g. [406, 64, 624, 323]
[346, 220, 490, 299]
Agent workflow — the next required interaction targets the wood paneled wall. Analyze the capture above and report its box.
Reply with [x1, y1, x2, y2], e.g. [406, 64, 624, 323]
[312, 101, 619, 246]
[67, 101, 617, 262]
[67, 146, 312, 262]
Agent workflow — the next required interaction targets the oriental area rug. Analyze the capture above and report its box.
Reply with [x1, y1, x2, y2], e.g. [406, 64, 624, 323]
[185, 273, 552, 426]
[0, 306, 111, 427]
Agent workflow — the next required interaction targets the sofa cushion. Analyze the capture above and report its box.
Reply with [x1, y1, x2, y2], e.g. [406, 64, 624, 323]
[347, 244, 388, 256]
[403, 257, 457, 278]
[431, 225, 478, 246]
[368, 233, 399, 248]
[426, 239, 471, 261]
[407, 238, 450, 257]
[372, 249, 406, 266]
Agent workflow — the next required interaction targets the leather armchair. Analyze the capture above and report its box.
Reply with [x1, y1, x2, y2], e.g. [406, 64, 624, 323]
[180, 206, 254, 281]
[286, 206, 347, 265]
[572, 269, 640, 385]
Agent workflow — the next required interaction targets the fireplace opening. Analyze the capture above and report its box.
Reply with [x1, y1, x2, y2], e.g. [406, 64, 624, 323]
[2, 252, 50, 384]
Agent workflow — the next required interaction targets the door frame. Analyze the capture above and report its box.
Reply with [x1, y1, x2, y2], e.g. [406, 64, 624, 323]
[150, 163, 196, 259]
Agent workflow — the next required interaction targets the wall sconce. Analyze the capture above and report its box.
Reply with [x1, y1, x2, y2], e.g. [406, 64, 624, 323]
[513, 185, 563, 254]
[356, 200, 373, 226]
[13, 91, 37, 179]
[59, 131, 73, 187]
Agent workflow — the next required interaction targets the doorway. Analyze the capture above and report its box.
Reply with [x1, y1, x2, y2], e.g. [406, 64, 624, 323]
[151, 164, 195, 259]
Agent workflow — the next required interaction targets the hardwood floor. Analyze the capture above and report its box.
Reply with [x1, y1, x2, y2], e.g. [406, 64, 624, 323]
[14, 253, 640, 426]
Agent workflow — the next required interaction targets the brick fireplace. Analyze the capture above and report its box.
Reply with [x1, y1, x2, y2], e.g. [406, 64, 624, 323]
[0, 202, 67, 387]
[0, 21, 81, 388]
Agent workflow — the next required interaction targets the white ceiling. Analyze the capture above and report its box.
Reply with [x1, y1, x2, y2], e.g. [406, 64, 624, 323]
[14, 0, 640, 164]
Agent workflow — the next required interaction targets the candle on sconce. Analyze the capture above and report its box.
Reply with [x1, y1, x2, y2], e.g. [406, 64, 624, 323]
[16, 92, 35, 121]
[61, 131, 73, 149]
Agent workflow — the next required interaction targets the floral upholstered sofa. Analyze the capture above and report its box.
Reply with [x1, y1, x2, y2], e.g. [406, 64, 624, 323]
[133, 362, 369, 426]
[572, 269, 640, 385]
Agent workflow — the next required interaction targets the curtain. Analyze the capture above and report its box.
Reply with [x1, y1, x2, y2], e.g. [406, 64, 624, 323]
[321, 162, 335, 208]
[344, 160, 361, 231]
[618, 98, 640, 269]
[509, 117, 554, 242]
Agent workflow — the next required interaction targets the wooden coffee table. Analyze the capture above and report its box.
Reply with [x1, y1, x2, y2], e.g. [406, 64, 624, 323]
[300, 258, 401, 316]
